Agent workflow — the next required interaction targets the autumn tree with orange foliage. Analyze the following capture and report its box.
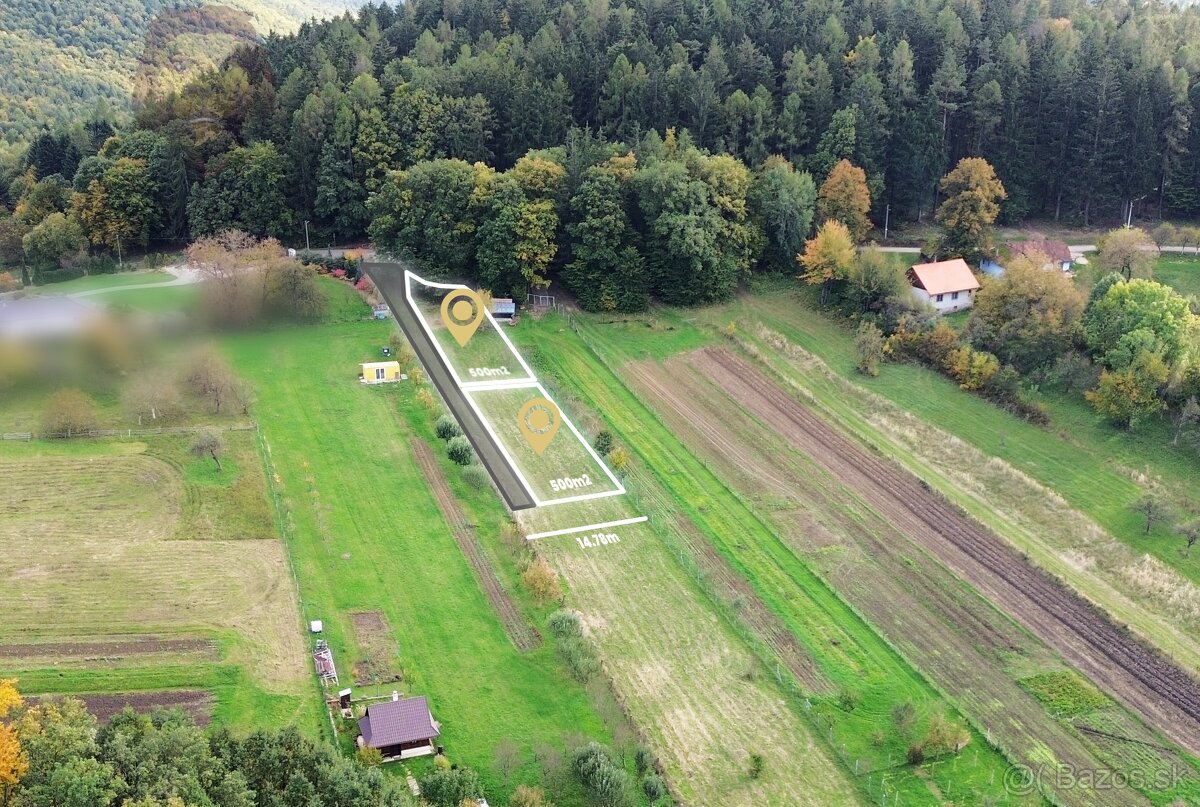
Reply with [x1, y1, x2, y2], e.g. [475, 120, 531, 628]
[817, 159, 872, 243]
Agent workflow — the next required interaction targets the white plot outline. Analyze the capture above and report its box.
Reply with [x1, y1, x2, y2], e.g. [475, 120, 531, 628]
[404, 270, 627, 508]
[526, 516, 649, 541]
[404, 270, 537, 386]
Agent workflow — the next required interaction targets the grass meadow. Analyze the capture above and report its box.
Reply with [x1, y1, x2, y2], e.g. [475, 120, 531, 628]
[0, 432, 316, 732]
[1156, 253, 1200, 296]
[510, 313, 1038, 806]
[222, 318, 625, 804]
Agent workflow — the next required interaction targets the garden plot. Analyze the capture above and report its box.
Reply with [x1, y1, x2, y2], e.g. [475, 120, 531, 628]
[408, 279, 535, 386]
[466, 384, 623, 505]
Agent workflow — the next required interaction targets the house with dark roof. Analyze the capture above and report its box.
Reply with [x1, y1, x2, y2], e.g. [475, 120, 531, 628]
[907, 259, 981, 314]
[357, 694, 440, 760]
[1009, 239, 1075, 273]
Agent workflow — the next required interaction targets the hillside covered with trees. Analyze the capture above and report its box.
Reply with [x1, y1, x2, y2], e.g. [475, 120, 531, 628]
[0, 0, 358, 142]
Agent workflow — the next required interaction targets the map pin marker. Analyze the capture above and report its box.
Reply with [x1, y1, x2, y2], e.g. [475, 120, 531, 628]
[517, 398, 561, 456]
[440, 288, 485, 347]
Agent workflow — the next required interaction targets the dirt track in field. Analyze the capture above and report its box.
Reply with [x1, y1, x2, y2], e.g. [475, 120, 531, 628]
[644, 495, 833, 693]
[411, 440, 541, 652]
[32, 690, 215, 725]
[0, 638, 216, 660]
[628, 357, 1150, 807]
[690, 347, 1200, 758]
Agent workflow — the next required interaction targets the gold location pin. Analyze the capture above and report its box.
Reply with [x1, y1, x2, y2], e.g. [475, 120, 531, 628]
[440, 288, 485, 347]
[517, 398, 561, 456]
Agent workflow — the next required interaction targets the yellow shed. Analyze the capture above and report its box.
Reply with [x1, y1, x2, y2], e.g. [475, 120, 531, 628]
[360, 361, 403, 384]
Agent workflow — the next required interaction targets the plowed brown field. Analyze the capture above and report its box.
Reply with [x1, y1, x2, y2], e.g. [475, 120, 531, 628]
[672, 347, 1200, 759]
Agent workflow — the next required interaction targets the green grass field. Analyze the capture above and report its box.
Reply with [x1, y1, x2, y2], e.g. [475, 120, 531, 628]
[0, 432, 315, 732]
[412, 286, 534, 383]
[467, 385, 621, 502]
[1156, 253, 1200, 296]
[223, 319, 624, 804]
[25, 270, 175, 295]
[510, 313, 1040, 806]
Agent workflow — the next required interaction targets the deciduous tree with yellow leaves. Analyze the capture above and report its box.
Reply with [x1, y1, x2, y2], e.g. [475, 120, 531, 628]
[799, 219, 856, 304]
[0, 679, 28, 807]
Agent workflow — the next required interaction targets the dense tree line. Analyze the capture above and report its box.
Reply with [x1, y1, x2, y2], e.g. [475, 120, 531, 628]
[0, 687, 416, 807]
[5, 0, 1200, 263]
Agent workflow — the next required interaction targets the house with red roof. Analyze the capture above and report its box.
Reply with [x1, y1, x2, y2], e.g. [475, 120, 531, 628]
[907, 259, 981, 314]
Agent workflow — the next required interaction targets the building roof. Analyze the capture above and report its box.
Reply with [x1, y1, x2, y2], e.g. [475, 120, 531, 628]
[358, 696, 438, 748]
[908, 259, 981, 295]
[491, 298, 516, 315]
[0, 296, 101, 341]
[1010, 239, 1073, 264]
[361, 361, 400, 370]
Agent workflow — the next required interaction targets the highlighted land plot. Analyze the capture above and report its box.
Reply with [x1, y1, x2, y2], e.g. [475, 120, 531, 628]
[408, 281, 535, 387]
[465, 384, 624, 505]
[367, 264, 631, 513]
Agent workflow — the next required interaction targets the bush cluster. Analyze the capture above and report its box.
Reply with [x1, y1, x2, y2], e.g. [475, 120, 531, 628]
[435, 415, 462, 440]
[446, 435, 474, 465]
[572, 743, 635, 807]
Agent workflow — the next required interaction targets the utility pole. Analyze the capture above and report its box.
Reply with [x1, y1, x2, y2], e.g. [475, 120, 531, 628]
[117, 233, 122, 268]
[884, 204, 891, 241]
[304, 220, 311, 251]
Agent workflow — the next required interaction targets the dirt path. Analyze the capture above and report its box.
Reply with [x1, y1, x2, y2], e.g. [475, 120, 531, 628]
[695, 348, 1200, 757]
[410, 440, 540, 652]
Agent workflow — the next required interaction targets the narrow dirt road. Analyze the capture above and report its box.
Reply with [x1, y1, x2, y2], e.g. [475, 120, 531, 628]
[696, 348, 1200, 757]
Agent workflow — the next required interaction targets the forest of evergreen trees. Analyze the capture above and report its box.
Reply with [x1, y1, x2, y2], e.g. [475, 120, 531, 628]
[4, 0, 1200, 301]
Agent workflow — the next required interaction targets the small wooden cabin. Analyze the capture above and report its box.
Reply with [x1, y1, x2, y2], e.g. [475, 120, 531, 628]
[357, 694, 440, 760]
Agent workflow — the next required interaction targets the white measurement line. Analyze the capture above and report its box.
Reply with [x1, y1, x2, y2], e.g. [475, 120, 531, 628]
[526, 516, 649, 541]
[459, 378, 541, 392]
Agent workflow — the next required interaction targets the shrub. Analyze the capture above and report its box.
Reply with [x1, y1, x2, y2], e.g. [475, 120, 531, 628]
[446, 435, 474, 465]
[608, 446, 631, 473]
[557, 637, 600, 682]
[906, 743, 925, 765]
[509, 785, 553, 807]
[748, 752, 764, 779]
[546, 609, 583, 639]
[41, 388, 99, 436]
[416, 388, 436, 410]
[461, 464, 491, 490]
[634, 745, 656, 776]
[854, 320, 885, 376]
[436, 415, 462, 440]
[837, 687, 861, 712]
[572, 743, 634, 807]
[418, 767, 483, 807]
[593, 430, 614, 455]
[355, 746, 382, 766]
[642, 773, 667, 800]
[0, 271, 19, 292]
[521, 556, 562, 605]
[355, 277, 374, 292]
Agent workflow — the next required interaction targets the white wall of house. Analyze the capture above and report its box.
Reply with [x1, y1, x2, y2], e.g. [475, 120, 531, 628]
[912, 286, 975, 313]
